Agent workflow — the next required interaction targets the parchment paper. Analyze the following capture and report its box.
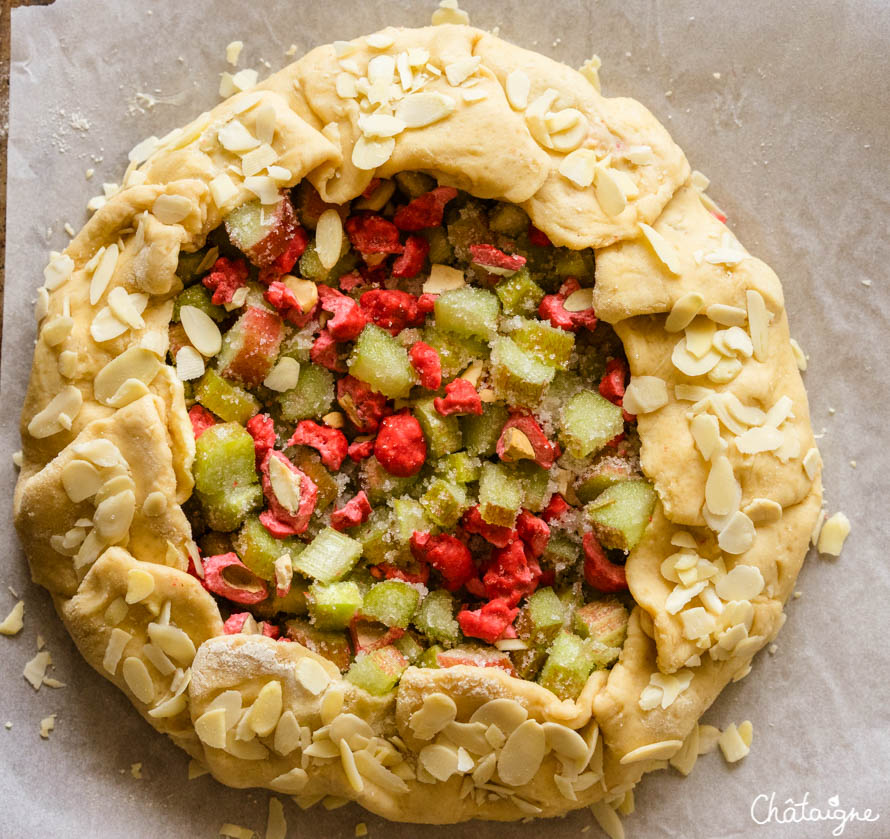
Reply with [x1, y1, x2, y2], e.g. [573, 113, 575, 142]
[3, 1, 889, 837]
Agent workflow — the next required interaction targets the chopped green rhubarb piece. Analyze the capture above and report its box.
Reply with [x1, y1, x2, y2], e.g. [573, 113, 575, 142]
[414, 589, 460, 646]
[348, 324, 416, 399]
[490, 336, 555, 406]
[292, 527, 362, 583]
[559, 390, 624, 459]
[488, 202, 529, 236]
[256, 580, 309, 618]
[193, 422, 261, 532]
[354, 508, 395, 564]
[395, 171, 437, 198]
[420, 478, 468, 528]
[574, 596, 629, 648]
[586, 480, 657, 552]
[460, 402, 509, 458]
[542, 530, 581, 569]
[297, 242, 326, 280]
[537, 631, 598, 700]
[447, 200, 488, 260]
[395, 632, 426, 664]
[392, 497, 432, 546]
[233, 515, 302, 581]
[575, 458, 636, 503]
[421, 325, 488, 380]
[495, 268, 545, 317]
[346, 646, 408, 695]
[516, 587, 565, 648]
[510, 318, 575, 370]
[361, 457, 419, 506]
[478, 462, 522, 527]
[278, 363, 334, 422]
[434, 286, 500, 341]
[418, 644, 444, 668]
[286, 619, 351, 671]
[421, 227, 453, 264]
[225, 196, 293, 265]
[511, 647, 548, 680]
[361, 580, 420, 628]
[195, 369, 261, 425]
[510, 460, 552, 513]
[554, 248, 595, 279]
[435, 451, 482, 484]
[413, 395, 462, 459]
[176, 249, 210, 285]
[307, 581, 364, 630]
[172, 284, 225, 323]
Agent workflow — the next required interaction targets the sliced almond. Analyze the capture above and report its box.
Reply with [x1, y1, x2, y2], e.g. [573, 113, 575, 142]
[209, 173, 239, 209]
[525, 88, 560, 148]
[294, 656, 331, 695]
[152, 194, 193, 225]
[715, 564, 764, 600]
[558, 148, 597, 188]
[639, 222, 681, 275]
[179, 305, 222, 357]
[270, 767, 309, 795]
[817, 511, 850, 556]
[705, 456, 740, 517]
[706, 303, 747, 327]
[61, 459, 103, 503]
[622, 376, 668, 415]
[94, 347, 161, 406]
[423, 264, 465, 294]
[619, 739, 683, 764]
[218, 120, 260, 153]
[717, 723, 750, 763]
[243, 175, 279, 204]
[418, 743, 460, 781]
[496, 718, 546, 787]
[42, 315, 74, 347]
[680, 607, 717, 640]
[707, 357, 743, 384]
[268, 456, 301, 514]
[409, 693, 457, 740]
[339, 740, 364, 793]
[102, 628, 132, 675]
[717, 511, 756, 555]
[352, 135, 395, 171]
[444, 56, 481, 86]
[395, 92, 457, 128]
[175, 346, 205, 381]
[542, 722, 588, 762]
[107, 287, 146, 331]
[316, 209, 344, 271]
[469, 698, 528, 734]
[93, 490, 136, 544]
[122, 656, 155, 704]
[44, 252, 74, 290]
[89, 244, 120, 305]
[685, 317, 717, 359]
[0, 601, 25, 636]
[27, 386, 83, 439]
[147, 623, 196, 664]
[746, 289, 769, 362]
[90, 293, 149, 343]
[665, 292, 705, 332]
[594, 166, 627, 217]
[431, 0, 469, 25]
[125, 568, 155, 604]
[196, 707, 228, 749]
[672, 337, 721, 377]
[504, 69, 531, 110]
[240, 143, 278, 177]
[562, 287, 594, 312]
[248, 680, 283, 737]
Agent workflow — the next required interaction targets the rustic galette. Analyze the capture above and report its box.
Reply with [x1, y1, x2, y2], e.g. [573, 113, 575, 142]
[13, 12, 822, 826]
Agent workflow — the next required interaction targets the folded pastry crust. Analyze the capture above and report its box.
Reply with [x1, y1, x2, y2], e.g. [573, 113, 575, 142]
[13, 23, 821, 823]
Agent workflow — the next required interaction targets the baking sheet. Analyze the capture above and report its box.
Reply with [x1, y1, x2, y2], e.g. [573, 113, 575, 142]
[3, 1, 889, 836]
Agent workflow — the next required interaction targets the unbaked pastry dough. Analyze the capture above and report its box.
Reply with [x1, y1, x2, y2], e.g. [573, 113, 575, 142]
[14, 20, 820, 825]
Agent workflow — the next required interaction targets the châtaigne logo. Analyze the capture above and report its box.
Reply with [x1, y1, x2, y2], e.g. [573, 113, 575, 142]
[750, 791, 880, 836]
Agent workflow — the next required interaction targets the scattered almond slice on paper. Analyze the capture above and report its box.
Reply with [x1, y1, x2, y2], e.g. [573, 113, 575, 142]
[0, 601, 24, 635]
